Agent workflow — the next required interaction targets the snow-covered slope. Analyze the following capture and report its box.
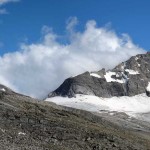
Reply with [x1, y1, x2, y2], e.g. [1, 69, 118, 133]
[46, 52, 150, 123]
[45, 94, 150, 122]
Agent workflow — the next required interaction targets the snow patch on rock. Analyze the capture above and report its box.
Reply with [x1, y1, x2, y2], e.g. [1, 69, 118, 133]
[18, 132, 26, 135]
[104, 71, 124, 83]
[146, 82, 150, 92]
[125, 69, 139, 75]
[90, 73, 101, 78]
[0, 88, 6, 92]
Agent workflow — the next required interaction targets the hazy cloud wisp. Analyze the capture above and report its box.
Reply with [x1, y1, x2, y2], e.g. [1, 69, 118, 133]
[0, 0, 19, 14]
[0, 0, 19, 5]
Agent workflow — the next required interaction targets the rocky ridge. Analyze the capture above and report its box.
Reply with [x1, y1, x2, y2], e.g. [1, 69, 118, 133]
[48, 52, 150, 98]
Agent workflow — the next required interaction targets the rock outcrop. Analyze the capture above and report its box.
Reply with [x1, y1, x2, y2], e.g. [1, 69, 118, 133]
[49, 52, 150, 98]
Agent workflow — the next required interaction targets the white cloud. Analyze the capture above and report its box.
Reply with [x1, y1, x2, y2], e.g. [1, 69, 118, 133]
[66, 17, 78, 33]
[0, 19, 146, 98]
[0, 0, 19, 15]
[0, 0, 19, 6]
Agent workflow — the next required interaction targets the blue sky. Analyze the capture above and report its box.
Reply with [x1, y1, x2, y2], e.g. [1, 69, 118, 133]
[0, 0, 150, 55]
[0, 0, 148, 98]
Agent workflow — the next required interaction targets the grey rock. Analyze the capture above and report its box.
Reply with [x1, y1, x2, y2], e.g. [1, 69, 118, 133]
[48, 72, 126, 98]
[49, 52, 150, 98]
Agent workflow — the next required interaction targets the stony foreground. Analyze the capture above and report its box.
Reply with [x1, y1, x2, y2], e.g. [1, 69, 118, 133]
[0, 89, 150, 150]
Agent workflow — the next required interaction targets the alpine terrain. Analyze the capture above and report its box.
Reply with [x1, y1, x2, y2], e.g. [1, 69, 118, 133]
[48, 52, 150, 98]
[0, 52, 150, 150]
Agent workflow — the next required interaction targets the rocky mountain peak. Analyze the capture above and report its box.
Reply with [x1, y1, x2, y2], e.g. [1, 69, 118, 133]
[48, 52, 150, 98]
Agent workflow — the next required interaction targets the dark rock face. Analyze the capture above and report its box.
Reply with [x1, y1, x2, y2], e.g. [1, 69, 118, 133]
[48, 72, 126, 98]
[146, 90, 150, 97]
[49, 52, 150, 98]
[126, 75, 148, 96]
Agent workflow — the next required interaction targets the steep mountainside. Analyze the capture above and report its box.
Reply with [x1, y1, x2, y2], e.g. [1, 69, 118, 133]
[1, 84, 150, 150]
[48, 52, 150, 98]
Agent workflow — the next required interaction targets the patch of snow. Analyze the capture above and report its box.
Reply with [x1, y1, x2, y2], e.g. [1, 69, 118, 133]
[137, 63, 141, 67]
[90, 73, 101, 78]
[45, 94, 150, 122]
[121, 65, 125, 71]
[146, 82, 150, 92]
[135, 57, 139, 61]
[104, 71, 124, 83]
[125, 69, 139, 75]
[18, 132, 26, 135]
[0, 88, 6, 92]
[109, 113, 114, 116]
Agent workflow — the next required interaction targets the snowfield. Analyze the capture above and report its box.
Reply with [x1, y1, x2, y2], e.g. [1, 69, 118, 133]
[45, 94, 150, 122]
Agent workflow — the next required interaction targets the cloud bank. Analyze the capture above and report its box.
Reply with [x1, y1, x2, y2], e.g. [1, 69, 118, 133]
[0, 18, 146, 98]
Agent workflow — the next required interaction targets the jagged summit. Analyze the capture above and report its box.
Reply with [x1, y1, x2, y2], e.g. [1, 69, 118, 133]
[48, 52, 150, 98]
